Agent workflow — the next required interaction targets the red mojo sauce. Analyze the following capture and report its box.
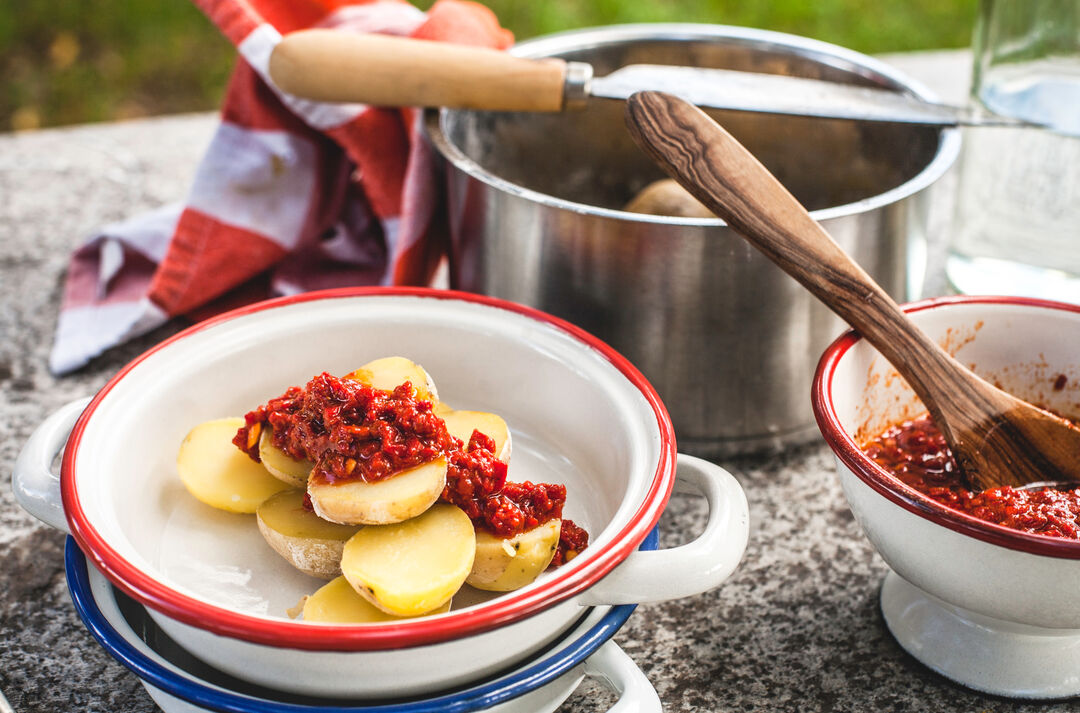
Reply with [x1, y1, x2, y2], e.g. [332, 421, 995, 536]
[235, 373, 455, 485]
[235, 373, 588, 562]
[862, 413, 1080, 538]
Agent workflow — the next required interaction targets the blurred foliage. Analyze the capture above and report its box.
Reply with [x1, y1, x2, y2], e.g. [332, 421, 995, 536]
[1, 0, 977, 131]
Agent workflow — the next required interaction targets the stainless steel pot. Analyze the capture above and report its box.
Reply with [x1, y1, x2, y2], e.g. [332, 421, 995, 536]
[425, 24, 959, 457]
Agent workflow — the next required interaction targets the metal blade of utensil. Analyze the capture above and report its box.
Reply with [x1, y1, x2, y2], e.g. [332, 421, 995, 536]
[589, 64, 1036, 127]
[268, 31, 1039, 126]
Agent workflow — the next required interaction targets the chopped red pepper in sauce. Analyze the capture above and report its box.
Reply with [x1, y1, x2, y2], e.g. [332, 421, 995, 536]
[234, 373, 455, 485]
[550, 519, 589, 567]
[235, 372, 588, 562]
[862, 413, 1080, 538]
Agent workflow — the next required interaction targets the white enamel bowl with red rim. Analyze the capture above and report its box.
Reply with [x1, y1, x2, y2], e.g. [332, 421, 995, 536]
[14, 287, 749, 698]
[812, 296, 1080, 699]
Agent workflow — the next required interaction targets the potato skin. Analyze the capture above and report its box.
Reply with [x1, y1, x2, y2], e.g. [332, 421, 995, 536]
[624, 178, 715, 218]
[256, 489, 360, 579]
[257, 514, 348, 580]
[467, 519, 561, 592]
[308, 457, 447, 526]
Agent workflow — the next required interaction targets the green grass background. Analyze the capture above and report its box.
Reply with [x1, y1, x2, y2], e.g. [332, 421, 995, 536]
[1, 0, 977, 131]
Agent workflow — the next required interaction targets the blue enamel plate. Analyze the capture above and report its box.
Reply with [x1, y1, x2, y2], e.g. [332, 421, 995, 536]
[66, 528, 657, 713]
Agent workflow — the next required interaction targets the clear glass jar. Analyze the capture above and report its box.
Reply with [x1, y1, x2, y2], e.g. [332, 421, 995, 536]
[946, 0, 1080, 300]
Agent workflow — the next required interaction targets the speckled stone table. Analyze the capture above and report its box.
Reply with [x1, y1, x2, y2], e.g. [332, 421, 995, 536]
[3, 51, 1071, 712]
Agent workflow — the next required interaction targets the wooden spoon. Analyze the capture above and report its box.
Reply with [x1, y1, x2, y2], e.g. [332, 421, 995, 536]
[624, 90, 1080, 492]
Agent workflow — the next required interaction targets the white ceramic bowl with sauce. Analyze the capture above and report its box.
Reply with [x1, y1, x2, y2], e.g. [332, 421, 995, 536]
[15, 287, 749, 698]
[813, 296, 1080, 698]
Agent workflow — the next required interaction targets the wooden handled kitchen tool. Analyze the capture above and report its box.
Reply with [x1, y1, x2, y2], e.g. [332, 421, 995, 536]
[269, 29, 1034, 126]
[269, 30, 571, 112]
[623, 90, 1080, 492]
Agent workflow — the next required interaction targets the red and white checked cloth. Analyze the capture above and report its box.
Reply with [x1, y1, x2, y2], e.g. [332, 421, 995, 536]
[50, 0, 512, 374]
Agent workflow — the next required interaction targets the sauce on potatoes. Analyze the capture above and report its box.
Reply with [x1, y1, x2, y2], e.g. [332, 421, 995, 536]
[235, 373, 454, 485]
[237, 372, 589, 564]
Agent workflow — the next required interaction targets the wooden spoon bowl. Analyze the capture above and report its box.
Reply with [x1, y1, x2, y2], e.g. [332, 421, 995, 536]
[623, 90, 1080, 491]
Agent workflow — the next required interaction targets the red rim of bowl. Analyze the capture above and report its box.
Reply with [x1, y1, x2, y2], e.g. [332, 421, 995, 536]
[812, 294, 1080, 560]
[61, 287, 678, 650]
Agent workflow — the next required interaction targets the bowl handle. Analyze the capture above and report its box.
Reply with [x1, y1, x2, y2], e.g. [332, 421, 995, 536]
[12, 397, 91, 533]
[578, 453, 749, 605]
[584, 641, 662, 713]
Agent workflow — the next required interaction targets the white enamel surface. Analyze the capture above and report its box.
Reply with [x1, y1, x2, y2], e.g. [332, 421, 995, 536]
[144, 446, 748, 697]
[837, 463, 1080, 628]
[580, 454, 748, 605]
[880, 571, 1080, 699]
[825, 301, 1080, 692]
[831, 302, 1080, 441]
[12, 397, 90, 533]
[150, 594, 575, 697]
[71, 295, 661, 618]
[586, 642, 663, 713]
[86, 564, 658, 712]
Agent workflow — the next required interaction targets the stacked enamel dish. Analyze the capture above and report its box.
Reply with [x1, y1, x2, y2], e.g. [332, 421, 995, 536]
[66, 537, 660, 712]
[15, 289, 750, 708]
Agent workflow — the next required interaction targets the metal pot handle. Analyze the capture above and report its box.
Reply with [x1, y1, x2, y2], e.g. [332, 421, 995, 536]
[12, 397, 90, 533]
[585, 641, 662, 713]
[578, 453, 749, 605]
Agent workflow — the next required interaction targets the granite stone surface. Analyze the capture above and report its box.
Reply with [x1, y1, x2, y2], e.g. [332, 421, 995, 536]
[1, 53, 1070, 712]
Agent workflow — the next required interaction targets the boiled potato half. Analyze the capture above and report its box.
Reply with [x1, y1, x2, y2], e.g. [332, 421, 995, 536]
[259, 428, 312, 487]
[256, 489, 361, 579]
[177, 418, 290, 513]
[340, 503, 475, 616]
[623, 178, 715, 218]
[441, 409, 511, 461]
[347, 356, 438, 402]
[467, 519, 561, 592]
[303, 576, 451, 623]
[308, 457, 447, 526]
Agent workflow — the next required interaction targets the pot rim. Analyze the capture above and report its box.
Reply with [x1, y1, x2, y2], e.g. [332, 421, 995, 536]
[812, 294, 1080, 559]
[424, 22, 961, 227]
[61, 287, 678, 649]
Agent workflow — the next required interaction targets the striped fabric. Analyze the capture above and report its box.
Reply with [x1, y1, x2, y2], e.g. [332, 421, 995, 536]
[50, 0, 512, 374]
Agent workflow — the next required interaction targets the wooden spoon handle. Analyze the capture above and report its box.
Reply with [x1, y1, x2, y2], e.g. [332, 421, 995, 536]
[269, 29, 568, 111]
[624, 91, 963, 401]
